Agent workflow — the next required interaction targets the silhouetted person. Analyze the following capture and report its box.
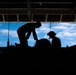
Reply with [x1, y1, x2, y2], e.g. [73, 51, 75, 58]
[47, 31, 61, 49]
[17, 21, 41, 46]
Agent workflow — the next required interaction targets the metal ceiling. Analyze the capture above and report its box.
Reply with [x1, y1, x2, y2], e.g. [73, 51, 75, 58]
[0, 1, 76, 22]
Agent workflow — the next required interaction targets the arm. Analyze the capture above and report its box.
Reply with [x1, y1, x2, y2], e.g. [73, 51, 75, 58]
[25, 32, 31, 39]
[32, 29, 38, 40]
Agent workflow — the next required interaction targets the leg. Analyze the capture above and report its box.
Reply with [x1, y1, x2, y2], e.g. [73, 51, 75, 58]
[17, 29, 28, 46]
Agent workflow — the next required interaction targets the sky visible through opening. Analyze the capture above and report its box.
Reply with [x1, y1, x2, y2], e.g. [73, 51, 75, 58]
[0, 22, 76, 47]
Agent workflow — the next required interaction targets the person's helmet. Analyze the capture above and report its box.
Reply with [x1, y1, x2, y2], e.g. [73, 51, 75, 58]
[47, 31, 56, 36]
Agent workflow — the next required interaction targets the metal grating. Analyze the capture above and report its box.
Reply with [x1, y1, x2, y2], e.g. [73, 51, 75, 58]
[0, 1, 76, 22]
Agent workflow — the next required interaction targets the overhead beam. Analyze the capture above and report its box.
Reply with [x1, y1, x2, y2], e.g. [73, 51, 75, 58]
[2, 14, 5, 22]
[74, 15, 76, 22]
[0, 2, 75, 22]
[0, 14, 76, 22]
[45, 14, 48, 22]
[17, 14, 19, 22]
[0, 2, 73, 4]
[0, 8, 73, 15]
[70, 6, 76, 16]
[60, 15, 63, 22]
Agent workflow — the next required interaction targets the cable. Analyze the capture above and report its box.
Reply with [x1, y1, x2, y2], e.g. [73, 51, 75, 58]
[7, 8, 10, 47]
[50, 22, 51, 31]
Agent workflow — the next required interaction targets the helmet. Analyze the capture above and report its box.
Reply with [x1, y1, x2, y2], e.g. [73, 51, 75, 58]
[47, 31, 56, 36]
